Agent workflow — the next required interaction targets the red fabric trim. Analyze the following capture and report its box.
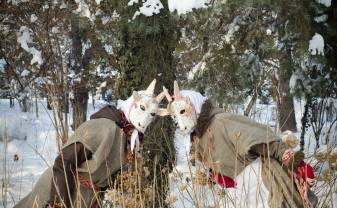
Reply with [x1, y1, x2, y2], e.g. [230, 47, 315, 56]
[78, 175, 100, 191]
[78, 175, 101, 208]
[297, 160, 316, 188]
[209, 170, 236, 188]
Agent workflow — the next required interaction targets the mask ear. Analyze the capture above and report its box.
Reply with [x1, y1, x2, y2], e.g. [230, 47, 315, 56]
[132, 91, 141, 102]
[156, 91, 165, 103]
[163, 86, 172, 102]
[173, 80, 182, 99]
[157, 108, 170, 117]
[145, 79, 156, 96]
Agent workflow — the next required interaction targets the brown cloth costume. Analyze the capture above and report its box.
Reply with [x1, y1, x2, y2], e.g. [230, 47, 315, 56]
[14, 105, 134, 208]
[192, 100, 317, 208]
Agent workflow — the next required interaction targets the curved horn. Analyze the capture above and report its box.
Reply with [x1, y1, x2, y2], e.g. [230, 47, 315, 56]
[163, 86, 172, 102]
[145, 79, 156, 96]
[156, 91, 165, 103]
[174, 80, 181, 99]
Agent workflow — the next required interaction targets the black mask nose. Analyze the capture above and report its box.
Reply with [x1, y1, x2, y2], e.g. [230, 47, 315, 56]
[138, 122, 141, 127]
[184, 126, 187, 130]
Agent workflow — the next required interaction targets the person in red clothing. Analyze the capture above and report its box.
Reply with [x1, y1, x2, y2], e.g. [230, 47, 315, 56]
[162, 81, 317, 208]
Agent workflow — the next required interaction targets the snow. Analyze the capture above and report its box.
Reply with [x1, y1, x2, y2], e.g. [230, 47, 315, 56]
[309, 33, 324, 56]
[316, 0, 331, 7]
[60, 2, 67, 9]
[17, 26, 43, 67]
[0, 99, 57, 207]
[111, 10, 120, 20]
[289, 71, 302, 93]
[9, 0, 29, 5]
[81, 40, 92, 56]
[75, 0, 93, 21]
[51, 26, 59, 33]
[0, 59, 6, 73]
[95, 0, 101, 5]
[139, 1, 164, 16]
[225, 17, 240, 43]
[187, 61, 206, 80]
[30, 14, 37, 23]
[128, 0, 139, 6]
[42, 3, 49, 11]
[168, 0, 209, 14]
[20, 69, 30, 77]
[104, 44, 113, 55]
[131, 0, 164, 20]
[101, 16, 111, 25]
[314, 14, 328, 23]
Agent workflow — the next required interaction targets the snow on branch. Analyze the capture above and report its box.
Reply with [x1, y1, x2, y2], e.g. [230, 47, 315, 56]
[129, 0, 164, 20]
[316, 0, 331, 7]
[309, 33, 324, 56]
[17, 26, 43, 67]
[168, 0, 209, 14]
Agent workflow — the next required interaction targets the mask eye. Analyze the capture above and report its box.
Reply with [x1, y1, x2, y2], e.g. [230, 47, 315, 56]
[140, 105, 145, 111]
[150, 112, 156, 116]
[180, 109, 185, 114]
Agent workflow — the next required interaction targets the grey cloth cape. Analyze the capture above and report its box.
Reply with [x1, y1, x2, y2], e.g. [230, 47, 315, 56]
[14, 117, 128, 208]
[193, 100, 317, 208]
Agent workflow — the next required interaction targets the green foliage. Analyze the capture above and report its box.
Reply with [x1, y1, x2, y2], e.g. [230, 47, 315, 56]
[103, 0, 177, 206]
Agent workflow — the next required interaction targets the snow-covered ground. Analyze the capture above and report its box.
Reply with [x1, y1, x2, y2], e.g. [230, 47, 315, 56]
[1, 98, 336, 207]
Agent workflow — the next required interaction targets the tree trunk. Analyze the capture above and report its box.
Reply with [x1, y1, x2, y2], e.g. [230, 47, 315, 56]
[244, 91, 257, 116]
[300, 98, 311, 151]
[116, 0, 177, 206]
[19, 96, 30, 112]
[35, 86, 38, 118]
[71, 83, 88, 130]
[47, 93, 52, 110]
[9, 96, 14, 108]
[274, 11, 298, 133]
[70, 13, 88, 130]
[276, 54, 297, 132]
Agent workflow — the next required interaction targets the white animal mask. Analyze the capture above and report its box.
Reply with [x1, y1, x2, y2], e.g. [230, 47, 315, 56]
[117, 79, 167, 152]
[128, 79, 166, 133]
[162, 81, 201, 135]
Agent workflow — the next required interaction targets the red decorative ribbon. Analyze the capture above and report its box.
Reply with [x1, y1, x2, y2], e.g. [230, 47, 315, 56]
[209, 170, 236, 188]
[282, 149, 295, 163]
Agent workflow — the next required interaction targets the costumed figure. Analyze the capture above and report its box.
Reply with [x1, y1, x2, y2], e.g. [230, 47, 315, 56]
[14, 79, 167, 208]
[161, 81, 317, 208]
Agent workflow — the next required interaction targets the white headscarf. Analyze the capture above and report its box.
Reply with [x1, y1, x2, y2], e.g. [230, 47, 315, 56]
[180, 90, 207, 117]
